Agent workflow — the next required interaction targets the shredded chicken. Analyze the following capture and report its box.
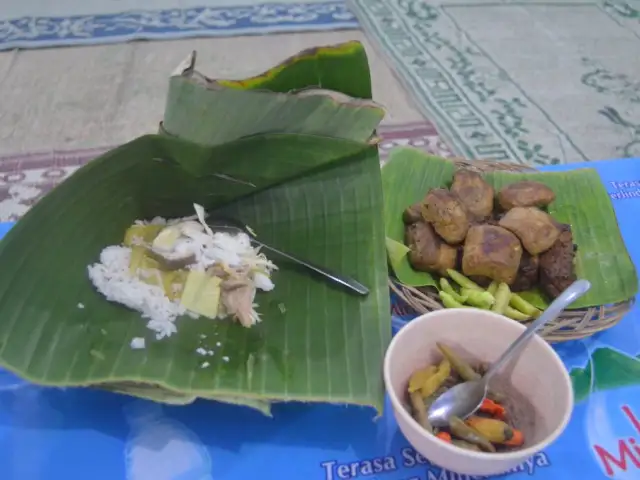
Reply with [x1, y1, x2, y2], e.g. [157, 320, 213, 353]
[221, 278, 260, 327]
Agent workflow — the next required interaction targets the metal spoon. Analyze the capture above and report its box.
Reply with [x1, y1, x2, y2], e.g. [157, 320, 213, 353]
[427, 279, 591, 428]
[207, 215, 369, 296]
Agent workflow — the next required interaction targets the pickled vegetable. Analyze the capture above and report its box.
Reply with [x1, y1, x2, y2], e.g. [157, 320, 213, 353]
[491, 282, 511, 314]
[465, 416, 514, 444]
[504, 306, 531, 322]
[461, 288, 495, 309]
[439, 291, 466, 309]
[436, 343, 505, 402]
[409, 391, 432, 433]
[420, 358, 451, 398]
[510, 293, 542, 318]
[504, 429, 525, 447]
[408, 366, 437, 394]
[440, 278, 467, 304]
[449, 417, 496, 452]
[479, 398, 506, 420]
[436, 343, 480, 381]
[406, 344, 522, 454]
[446, 269, 483, 291]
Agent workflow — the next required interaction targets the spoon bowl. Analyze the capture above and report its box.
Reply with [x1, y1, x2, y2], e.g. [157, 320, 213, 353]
[427, 279, 591, 428]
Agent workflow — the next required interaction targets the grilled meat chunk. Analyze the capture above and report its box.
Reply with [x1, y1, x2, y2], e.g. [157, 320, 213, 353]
[421, 188, 470, 244]
[462, 225, 523, 285]
[498, 181, 556, 211]
[499, 207, 561, 255]
[405, 220, 458, 276]
[469, 275, 493, 288]
[451, 170, 494, 222]
[451, 169, 495, 222]
[539, 224, 577, 299]
[511, 251, 540, 292]
[402, 202, 423, 224]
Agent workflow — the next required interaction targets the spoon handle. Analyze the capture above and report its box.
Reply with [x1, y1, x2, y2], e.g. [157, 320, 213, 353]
[484, 279, 591, 381]
[251, 239, 370, 296]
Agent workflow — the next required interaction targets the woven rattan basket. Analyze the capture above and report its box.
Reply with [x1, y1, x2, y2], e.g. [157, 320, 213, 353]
[390, 158, 635, 343]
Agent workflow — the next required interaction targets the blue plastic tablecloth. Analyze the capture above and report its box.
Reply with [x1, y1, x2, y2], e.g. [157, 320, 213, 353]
[1, 159, 640, 480]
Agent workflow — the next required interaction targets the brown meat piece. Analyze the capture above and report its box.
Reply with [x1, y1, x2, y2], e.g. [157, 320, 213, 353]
[498, 181, 556, 211]
[454, 245, 464, 272]
[539, 224, 577, 299]
[421, 189, 470, 244]
[499, 207, 561, 255]
[511, 251, 540, 292]
[462, 225, 523, 285]
[405, 220, 458, 276]
[450, 170, 495, 221]
[469, 275, 493, 288]
[402, 202, 423, 224]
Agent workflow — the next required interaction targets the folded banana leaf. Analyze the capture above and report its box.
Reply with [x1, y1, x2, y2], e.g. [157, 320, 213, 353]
[0, 133, 389, 411]
[383, 148, 638, 309]
[0, 42, 391, 413]
[101, 382, 272, 415]
[162, 41, 381, 146]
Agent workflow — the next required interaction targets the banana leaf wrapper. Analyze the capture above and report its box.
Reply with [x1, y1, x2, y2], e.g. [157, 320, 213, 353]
[0, 42, 391, 413]
[101, 382, 272, 415]
[383, 148, 638, 309]
[0, 134, 389, 411]
[162, 41, 381, 146]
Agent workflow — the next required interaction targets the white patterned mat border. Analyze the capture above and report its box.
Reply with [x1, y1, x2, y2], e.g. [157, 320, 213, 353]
[0, 122, 453, 222]
[349, 0, 640, 165]
[0, 2, 359, 51]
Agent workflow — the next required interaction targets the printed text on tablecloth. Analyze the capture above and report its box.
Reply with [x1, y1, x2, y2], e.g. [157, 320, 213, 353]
[319, 448, 550, 479]
[593, 405, 640, 477]
[609, 180, 640, 200]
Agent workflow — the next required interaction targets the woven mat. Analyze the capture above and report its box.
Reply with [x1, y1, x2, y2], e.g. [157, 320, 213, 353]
[0, 1, 359, 50]
[349, 0, 640, 165]
[0, 121, 452, 222]
[0, 31, 426, 155]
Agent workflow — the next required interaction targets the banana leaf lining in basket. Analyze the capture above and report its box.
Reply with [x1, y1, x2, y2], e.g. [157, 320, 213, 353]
[385, 155, 637, 343]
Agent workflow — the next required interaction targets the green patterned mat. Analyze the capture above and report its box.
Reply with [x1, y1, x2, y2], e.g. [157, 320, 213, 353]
[349, 0, 640, 165]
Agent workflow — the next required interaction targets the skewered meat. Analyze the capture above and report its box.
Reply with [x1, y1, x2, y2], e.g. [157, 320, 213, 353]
[421, 189, 470, 244]
[451, 170, 495, 221]
[461, 225, 523, 285]
[511, 251, 539, 292]
[539, 224, 577, 299]
[498, 181, 556, 210]
[499, 207, 561, 255]
[405, 220, 458, 276]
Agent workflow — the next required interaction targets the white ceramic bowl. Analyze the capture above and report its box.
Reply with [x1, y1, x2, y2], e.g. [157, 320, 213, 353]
[384, 308, 573, 476]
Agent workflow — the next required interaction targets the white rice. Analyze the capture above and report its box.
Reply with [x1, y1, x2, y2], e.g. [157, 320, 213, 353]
[130, 337, 146, 349]
[87, 208, 277, 343]
[87, 246, 185, 340]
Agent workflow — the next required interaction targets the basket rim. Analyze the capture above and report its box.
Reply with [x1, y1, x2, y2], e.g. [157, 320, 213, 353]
[389, 278, 635, 343]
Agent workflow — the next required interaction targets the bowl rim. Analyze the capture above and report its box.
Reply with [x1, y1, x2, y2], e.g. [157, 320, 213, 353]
[384, 308, 574, 461]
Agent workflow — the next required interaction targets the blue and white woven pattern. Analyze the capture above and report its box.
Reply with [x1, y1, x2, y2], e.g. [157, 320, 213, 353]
[0, 2, 359, 51]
